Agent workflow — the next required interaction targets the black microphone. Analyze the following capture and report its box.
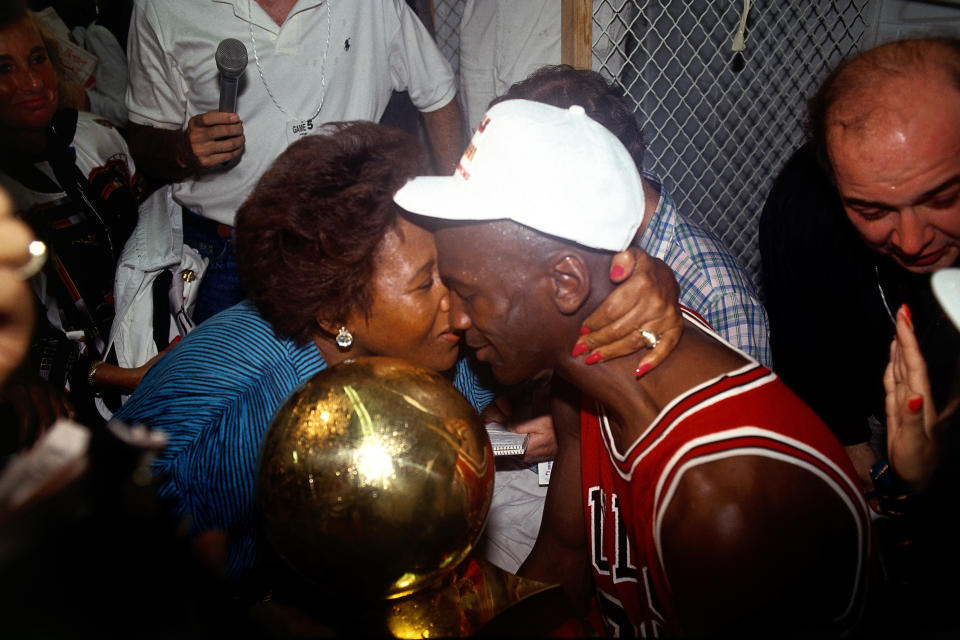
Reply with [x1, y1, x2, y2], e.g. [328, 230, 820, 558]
[215, 38, 248, 114]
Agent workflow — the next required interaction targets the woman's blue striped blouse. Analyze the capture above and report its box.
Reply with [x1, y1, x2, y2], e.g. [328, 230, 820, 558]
[112, 299, 496, 580]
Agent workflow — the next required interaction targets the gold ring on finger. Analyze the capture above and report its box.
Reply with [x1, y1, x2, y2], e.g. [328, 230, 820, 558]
[636, 328, 660, 350]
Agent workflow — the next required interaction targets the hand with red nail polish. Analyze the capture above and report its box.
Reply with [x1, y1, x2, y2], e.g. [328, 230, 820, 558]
[907, 396, 923, 413]
[897, 303, 913, 330]
[883, 304, 956, 489]
[584, 352, 604, 365]
[571, 247, 683, 376]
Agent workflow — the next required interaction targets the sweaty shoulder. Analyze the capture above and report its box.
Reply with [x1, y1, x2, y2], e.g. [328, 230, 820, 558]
[659, 454, 867, 634]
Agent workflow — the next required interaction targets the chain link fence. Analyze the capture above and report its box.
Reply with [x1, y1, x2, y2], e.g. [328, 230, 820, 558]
[432, 1, 879, 291]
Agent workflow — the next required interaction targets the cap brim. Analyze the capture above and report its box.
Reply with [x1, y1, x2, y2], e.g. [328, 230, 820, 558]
[394, 176, 503, 223]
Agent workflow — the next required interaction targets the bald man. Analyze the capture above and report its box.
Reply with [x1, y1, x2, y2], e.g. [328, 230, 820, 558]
[760, 38, 960, 492]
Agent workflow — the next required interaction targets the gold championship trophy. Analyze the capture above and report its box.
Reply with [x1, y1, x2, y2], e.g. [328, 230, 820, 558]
[255, 357, 566, 637]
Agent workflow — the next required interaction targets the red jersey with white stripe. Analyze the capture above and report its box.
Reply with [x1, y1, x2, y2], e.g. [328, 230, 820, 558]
[580, 321, 869, 637]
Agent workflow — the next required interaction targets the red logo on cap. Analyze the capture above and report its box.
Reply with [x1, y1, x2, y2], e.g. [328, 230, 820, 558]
[477, 115, 490, 133]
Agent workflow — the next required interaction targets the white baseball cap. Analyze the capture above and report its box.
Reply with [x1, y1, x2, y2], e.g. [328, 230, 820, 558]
[393, 99, 645, 252]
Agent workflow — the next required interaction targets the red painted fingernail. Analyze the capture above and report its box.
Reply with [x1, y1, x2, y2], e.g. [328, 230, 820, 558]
[585, 353, 604, 365]
[609, 264, 625, 280]
[900, 304, 913, 329]
[579, 325, 591, 336]
[635, 362, 651, 378]
[572, 343, 589, 357]
[908, 396, 923, 413]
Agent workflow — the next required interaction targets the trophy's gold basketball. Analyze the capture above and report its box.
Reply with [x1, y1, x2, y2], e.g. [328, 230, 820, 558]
[258, 356, 494, 600]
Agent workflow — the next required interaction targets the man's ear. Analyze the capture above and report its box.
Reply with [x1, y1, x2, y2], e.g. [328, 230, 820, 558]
[550, 253, 591, 315]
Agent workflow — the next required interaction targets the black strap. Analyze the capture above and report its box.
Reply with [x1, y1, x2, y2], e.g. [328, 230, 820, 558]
[152, 269, 174, 351]
[46, 109, 120, 263]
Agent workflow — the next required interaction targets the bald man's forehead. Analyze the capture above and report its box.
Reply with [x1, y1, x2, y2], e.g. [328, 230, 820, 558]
[827, 69, 960, 154]
[828, 47, 960, 123]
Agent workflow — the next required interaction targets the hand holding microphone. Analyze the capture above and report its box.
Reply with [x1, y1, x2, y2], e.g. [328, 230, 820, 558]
[180, 39, 249, 170]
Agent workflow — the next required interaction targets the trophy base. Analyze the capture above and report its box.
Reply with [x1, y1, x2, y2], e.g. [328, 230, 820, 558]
[248, 554, 573, 638]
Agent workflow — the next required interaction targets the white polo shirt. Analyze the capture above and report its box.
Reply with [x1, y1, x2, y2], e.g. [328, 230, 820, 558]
[126, 0, 456, 226]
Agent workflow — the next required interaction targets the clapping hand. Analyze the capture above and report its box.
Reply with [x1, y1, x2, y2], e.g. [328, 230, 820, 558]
[884, 304, 958, 489]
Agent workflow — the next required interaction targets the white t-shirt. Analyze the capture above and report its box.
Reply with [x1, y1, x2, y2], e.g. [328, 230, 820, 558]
[126, 0, 456, 226]
[458, 0, 633, 132]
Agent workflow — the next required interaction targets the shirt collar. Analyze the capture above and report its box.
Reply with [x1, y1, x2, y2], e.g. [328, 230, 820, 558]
[214, 0, 327, 31]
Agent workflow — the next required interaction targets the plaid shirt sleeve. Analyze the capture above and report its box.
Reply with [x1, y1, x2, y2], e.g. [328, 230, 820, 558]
[636, 176, 772, 367]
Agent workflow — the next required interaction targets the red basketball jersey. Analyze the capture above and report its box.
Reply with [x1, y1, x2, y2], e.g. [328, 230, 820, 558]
[580, 356, 870, 637]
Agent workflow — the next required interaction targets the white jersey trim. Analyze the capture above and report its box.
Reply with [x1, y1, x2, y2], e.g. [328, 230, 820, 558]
[595, 366, 778, 481]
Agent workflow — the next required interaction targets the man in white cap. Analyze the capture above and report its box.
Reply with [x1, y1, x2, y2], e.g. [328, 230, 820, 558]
[395, 99, 870, 636]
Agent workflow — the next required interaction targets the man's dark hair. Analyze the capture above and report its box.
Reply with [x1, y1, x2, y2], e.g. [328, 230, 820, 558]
[806, 37, 960, 175]
[234, 121, 432, 344]
[491, 64, 647, 170]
